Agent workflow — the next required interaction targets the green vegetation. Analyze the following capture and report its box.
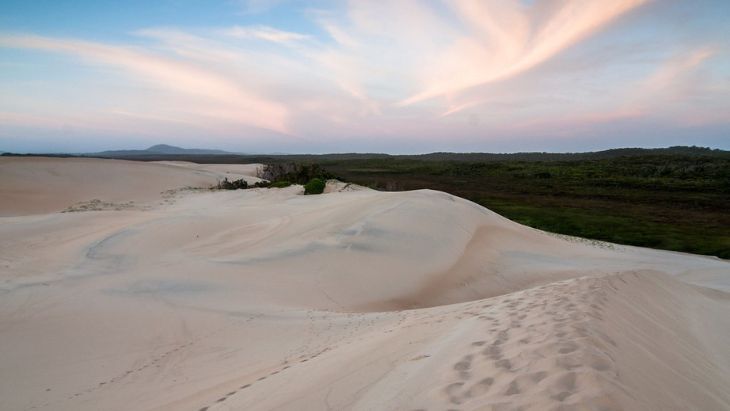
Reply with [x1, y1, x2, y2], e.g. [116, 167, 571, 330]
[304, 178, 326, 195]
[216, 178, 248, 190]
[269, 180, 293, 188]
[260, 163, 333, 184]
[216, 178, 272, 190]
[213, 163, 332, 191]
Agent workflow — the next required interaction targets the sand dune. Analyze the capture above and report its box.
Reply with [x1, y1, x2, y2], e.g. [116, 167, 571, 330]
[0, 157, 728, 411]
[0, 157, 262, 216]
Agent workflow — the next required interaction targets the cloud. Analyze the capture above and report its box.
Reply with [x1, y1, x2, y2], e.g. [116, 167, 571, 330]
[1, 0, 728, 152]
[305, 0, 649, 115]
[492, 45, 723, 134]
[632, 47, 728, 125]
[399, 0, 648, 106]
[0, 34, 290, 134]
[221, 25, 310, 43]
[642, 47, 715, 94]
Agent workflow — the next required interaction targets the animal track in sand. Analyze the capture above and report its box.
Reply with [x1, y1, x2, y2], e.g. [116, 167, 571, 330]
[197, 345, 334, 411]
[62, 339, 200, 403]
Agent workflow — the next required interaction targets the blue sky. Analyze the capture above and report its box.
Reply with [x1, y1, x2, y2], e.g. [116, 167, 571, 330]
[1, 0, 729, 153]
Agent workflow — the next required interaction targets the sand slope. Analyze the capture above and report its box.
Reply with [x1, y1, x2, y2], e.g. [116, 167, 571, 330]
[0, 157, 728, 411]
[0, 157, 262, 216]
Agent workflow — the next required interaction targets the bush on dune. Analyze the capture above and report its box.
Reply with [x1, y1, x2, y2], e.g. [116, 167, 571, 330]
[260, 163, 334, 184]
[216, 178, 248, 190]
[304, 178, 325, 195]
[270, 180, 292, 188]
[214, 164, 330, 194]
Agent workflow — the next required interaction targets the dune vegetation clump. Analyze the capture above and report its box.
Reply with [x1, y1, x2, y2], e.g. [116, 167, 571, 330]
[304, 178, 325, 195]
[216, 178, 248, 190]
[260, 163, 334, 184]
[216, 178, 273, 190]
[269, 180, 292, 188]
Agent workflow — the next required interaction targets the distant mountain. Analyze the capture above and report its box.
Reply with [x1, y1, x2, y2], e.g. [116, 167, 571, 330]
[144, 144, 231, 155]
[393, 146, 730, 162]
[92, 144, 232, 156]
[5, 145, 723, 161]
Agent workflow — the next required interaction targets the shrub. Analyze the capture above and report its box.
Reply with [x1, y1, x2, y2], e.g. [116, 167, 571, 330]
[260, 163, 334, 184]
[270, 180, 292, 188]
[217, 178, 248, 190]
[304, 178, 326, 195]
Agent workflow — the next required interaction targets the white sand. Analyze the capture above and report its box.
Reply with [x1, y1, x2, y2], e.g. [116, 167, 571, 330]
[0, 157, 263, 216]
[0, 157, 728, 411]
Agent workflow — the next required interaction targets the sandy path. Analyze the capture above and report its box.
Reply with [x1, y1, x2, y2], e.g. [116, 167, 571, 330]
[0, 157, 728, 411]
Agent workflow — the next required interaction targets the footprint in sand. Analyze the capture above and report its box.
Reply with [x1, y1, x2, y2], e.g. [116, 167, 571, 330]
[530, 371, 548, 383]
[495, 358, 512, 371]
[483, 344, 502, 360]
[444, 381, 465, 404]
[554, 391, 572, 401]
[558, 342, 579, 354]
[453, 355, 472, 372]
[505, 380, 521, 395]
[552, 371, 577, 395]
[465, 377, 494, 398]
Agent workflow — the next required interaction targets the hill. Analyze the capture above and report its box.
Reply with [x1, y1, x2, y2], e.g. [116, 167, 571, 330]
[92, 144, 232, 157]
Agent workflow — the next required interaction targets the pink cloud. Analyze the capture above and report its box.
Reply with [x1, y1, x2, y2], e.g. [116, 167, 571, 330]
[0, 34, 289, 134]
[1, 1, 727, 150]
[400, 0, 648, 106]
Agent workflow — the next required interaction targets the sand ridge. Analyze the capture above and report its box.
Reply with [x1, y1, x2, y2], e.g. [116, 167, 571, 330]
[0, 157, 728, 411]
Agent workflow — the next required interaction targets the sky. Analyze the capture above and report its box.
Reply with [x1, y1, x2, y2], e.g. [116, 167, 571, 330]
[0, 0, 728, 154]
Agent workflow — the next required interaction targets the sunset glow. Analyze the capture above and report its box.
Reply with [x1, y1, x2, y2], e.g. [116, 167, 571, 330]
[1, 0, 728, 153]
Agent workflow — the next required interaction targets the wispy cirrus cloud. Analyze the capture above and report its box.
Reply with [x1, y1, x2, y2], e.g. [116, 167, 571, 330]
[642, 47, 715, 95]
[399, 0, 649, 107]
[0, 34, 290, 134]
[220, 25, 310, 43]
[1, 0, 728, 152]
[306, 0, 650, 117]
